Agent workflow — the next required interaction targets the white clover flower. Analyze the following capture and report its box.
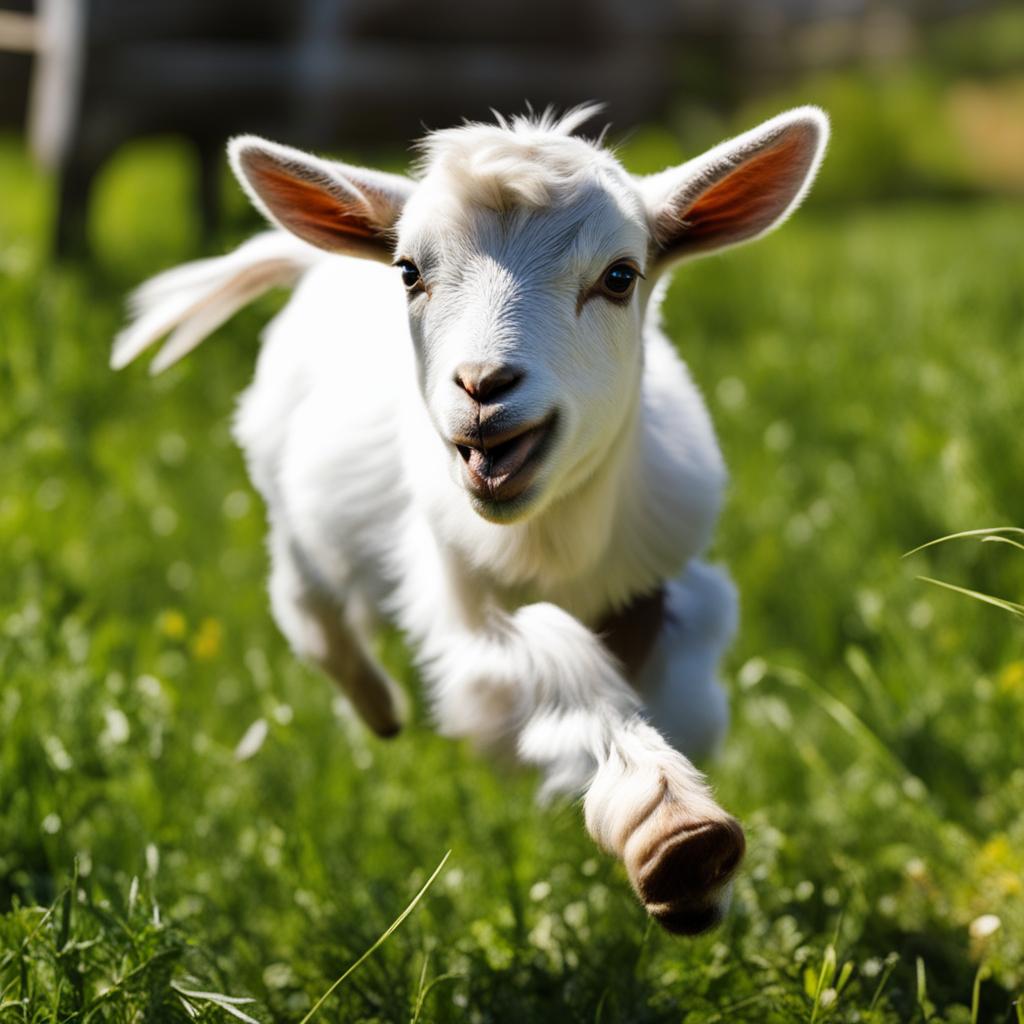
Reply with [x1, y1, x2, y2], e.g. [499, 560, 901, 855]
[969, 914, 1001, 940]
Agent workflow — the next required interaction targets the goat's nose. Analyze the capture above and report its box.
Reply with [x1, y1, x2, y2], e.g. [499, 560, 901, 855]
[453, 361, 524, 403]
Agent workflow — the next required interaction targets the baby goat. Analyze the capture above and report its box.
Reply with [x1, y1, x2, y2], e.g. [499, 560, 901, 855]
[113, 106, 828, 934]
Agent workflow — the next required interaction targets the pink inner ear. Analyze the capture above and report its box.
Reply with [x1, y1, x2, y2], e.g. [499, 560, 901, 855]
[243, 150, 381, 255]
[669, 122, 818, 257]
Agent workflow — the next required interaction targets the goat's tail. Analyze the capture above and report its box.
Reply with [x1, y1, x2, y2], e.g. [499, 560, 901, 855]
[110, 231, 320, 374]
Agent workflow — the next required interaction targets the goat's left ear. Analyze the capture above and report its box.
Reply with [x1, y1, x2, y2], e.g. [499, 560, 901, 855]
[640, 106, 829, 269]
[229, 135, 413, 262]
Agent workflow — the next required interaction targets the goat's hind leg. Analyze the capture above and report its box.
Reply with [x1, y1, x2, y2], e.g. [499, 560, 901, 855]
[269, 533, 405, 738]
[633, 560, 738, 761]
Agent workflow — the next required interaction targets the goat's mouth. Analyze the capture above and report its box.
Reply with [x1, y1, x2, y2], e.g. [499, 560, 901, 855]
[454, 412, 558, 510]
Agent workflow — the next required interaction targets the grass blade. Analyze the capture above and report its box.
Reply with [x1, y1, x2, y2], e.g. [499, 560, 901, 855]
[916, 957, 933, 1021]
[903, 528, 1024, 558]
[970, 964, 989, 1024]
[981, 535, 1024, 553]
[298, 850, 451, 1024]
[916, 577, 1024, 618]
[809, 944, 837, 1024]
[171, 984, 257, 1006]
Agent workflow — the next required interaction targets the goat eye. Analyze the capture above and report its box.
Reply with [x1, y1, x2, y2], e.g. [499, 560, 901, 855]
[396, 259, 422, 291]
[601, 262, 639, 299]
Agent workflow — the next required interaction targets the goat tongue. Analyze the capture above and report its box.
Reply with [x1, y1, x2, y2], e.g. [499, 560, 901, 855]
[463, 424, 545, 493]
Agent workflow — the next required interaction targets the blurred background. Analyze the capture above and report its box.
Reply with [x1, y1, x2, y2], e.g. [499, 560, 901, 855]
[1, 2, 1022, 1022]
[0, 0, 1022, 258]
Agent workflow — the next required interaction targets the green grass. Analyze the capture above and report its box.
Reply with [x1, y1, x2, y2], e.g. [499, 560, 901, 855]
[1, 135, 1023, 1022]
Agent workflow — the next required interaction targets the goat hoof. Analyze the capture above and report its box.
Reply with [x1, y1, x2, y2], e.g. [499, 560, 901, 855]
[629, 814, 745, 936]
[653, 901, 725, 936]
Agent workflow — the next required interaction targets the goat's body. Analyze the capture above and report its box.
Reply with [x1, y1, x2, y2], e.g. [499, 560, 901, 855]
[115, 106, 828, 933]
[229, 238, 734, 755]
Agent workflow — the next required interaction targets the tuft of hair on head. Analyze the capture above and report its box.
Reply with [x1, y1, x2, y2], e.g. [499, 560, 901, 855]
[509, 102, 607, 137]
[414, 104, 613, 214]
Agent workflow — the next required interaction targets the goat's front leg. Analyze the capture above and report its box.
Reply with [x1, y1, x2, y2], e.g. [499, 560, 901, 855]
[419, 600, 744, 934]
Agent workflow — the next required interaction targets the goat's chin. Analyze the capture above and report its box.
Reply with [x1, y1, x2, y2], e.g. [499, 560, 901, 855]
[467, 481, 548, 524]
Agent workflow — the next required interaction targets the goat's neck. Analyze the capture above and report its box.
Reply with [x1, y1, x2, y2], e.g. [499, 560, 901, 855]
[442, 383, 665, 623]
[522, 394, 698, 624]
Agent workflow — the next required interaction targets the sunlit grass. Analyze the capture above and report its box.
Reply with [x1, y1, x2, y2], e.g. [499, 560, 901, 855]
[906, 528, 1024, 619]
[1, 134, 1023, 1021]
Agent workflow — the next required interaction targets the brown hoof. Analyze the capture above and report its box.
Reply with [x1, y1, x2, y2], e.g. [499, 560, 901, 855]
[371, 719, 403, 740]
[629, 814, 745, 936]
[655, 902, 726, 937]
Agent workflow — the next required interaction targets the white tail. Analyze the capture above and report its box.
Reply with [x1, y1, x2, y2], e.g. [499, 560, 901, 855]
[110, 231, 319, 374]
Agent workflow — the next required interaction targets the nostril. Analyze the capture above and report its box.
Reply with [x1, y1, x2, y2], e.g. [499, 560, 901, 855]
[454, 362, 524, 403]
[478, 370, 521, 402]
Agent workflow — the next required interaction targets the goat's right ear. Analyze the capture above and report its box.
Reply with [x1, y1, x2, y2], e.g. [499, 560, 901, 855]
[229, 136, 412, 262]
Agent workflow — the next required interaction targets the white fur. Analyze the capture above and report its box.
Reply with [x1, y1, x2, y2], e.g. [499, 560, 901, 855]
[112, 106, 828, 928]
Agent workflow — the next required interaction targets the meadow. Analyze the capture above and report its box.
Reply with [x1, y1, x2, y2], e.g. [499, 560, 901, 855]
[0, 133, 1022, 1022]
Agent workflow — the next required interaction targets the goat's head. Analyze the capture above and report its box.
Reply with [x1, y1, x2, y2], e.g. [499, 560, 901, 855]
[230, 106, 828, 524]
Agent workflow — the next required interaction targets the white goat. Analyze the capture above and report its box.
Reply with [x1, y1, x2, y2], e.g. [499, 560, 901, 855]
[112, 105, 828, 934]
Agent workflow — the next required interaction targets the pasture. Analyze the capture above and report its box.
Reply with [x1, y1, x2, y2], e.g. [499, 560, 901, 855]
[0, 135, 1021, 1021]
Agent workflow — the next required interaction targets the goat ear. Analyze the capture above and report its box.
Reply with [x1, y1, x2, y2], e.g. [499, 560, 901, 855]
[641, 107, 828, 268]
[229, 136, 412, 261]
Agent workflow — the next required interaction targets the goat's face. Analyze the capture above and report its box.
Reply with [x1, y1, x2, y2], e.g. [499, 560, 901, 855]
[231, 106, 828, 523]
[392, 170, 651, 522]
